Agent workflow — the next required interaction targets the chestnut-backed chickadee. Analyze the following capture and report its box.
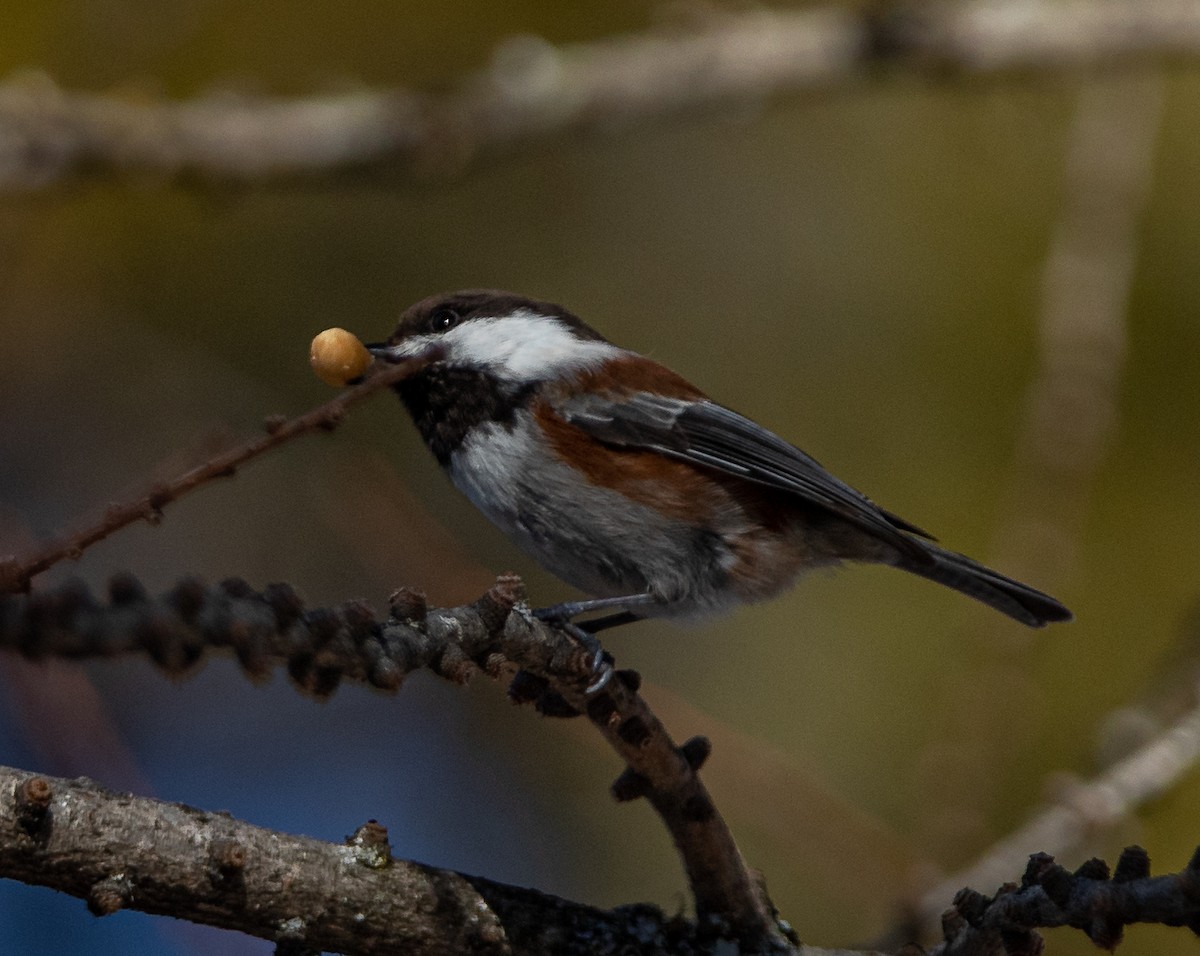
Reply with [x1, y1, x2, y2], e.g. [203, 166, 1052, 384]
[368, 290, 1071, 631]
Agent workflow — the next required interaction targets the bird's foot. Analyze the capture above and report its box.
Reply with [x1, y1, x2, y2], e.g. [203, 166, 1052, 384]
[532, 602, 623, 693]
[533, 594, 660, 693]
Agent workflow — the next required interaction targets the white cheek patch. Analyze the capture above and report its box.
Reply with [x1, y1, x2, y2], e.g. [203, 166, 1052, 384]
[445, 311, 620, 380]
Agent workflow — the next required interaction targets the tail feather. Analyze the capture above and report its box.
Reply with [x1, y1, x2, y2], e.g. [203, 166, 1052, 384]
[897, 543, 1072, 628]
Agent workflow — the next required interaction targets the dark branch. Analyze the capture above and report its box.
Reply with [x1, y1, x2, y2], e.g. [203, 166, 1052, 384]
[7, 578, 1200, 951]
[0, 0, 1197, 189]
[0, 573, 794, 951]
[909, 696, 1200, 940]
[930, 848, 1200, 955]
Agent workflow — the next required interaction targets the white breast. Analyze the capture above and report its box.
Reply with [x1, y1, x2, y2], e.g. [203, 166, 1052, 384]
[445, 411, 745, 611]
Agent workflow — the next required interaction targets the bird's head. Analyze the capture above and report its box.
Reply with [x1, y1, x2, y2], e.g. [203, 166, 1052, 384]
[368, 290, 616, 385]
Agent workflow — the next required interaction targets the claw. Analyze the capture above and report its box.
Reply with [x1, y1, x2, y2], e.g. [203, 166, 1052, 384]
[531, 594, 659, 696]
[585, 661, 614, 695]
[563, 621, 614, 694]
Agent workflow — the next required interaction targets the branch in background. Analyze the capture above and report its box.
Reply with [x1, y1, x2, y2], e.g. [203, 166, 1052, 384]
[0, 573, 794, 952]
[988, 72, 1163, 595]
[906, 68, 1164, 918]
[0, 350, 441, 596]
[0, 0, 1197, 189]
[914, 689, 1200, 935]
[905, 608, 1200, 946]
[928, 847, 1200, 956]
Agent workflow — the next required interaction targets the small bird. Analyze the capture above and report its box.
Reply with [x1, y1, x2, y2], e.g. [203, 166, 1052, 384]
[368, 290, 1071, 631]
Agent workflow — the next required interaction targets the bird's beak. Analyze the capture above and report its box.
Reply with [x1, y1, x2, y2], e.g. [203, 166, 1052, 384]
[365, 342, 402, 362]
[366, 340, 446, 367]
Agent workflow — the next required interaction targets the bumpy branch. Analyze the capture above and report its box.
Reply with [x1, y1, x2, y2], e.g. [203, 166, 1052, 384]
[914, 696, 1200, 939]
[6, 577, 1200, 952]
[0, 0, 1197, 188]
[930, 847, 1200, 955]
[0, 573, 795, 952]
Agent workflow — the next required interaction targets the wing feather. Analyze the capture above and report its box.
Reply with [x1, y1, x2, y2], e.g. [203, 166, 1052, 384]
[558, 391, 934, 558]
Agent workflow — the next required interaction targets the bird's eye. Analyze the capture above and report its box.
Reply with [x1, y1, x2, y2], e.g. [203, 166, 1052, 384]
[431, 308, 460, 332]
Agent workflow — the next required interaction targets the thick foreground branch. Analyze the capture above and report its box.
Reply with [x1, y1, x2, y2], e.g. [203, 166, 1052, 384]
[0, 766, 681, 956]
[1, 0, 1197, 188]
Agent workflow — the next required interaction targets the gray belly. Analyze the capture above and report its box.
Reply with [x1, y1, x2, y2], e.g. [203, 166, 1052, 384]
[446, 419, 736, 612]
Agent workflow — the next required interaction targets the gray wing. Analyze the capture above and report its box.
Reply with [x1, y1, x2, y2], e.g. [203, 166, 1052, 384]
[558, 391, 935, 558]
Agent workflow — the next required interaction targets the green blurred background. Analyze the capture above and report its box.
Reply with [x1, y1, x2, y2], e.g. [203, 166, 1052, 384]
[2, 3, 1199, 954]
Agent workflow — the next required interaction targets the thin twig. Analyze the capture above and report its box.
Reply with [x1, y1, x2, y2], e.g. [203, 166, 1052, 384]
[0, 0, 1198, 189]
[0, 351, 439, 595]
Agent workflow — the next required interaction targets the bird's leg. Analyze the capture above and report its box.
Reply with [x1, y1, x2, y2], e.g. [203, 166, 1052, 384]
[532, 594, 660, 693]
[575, 610, 641, 633]
[532, 592, 660, 625]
